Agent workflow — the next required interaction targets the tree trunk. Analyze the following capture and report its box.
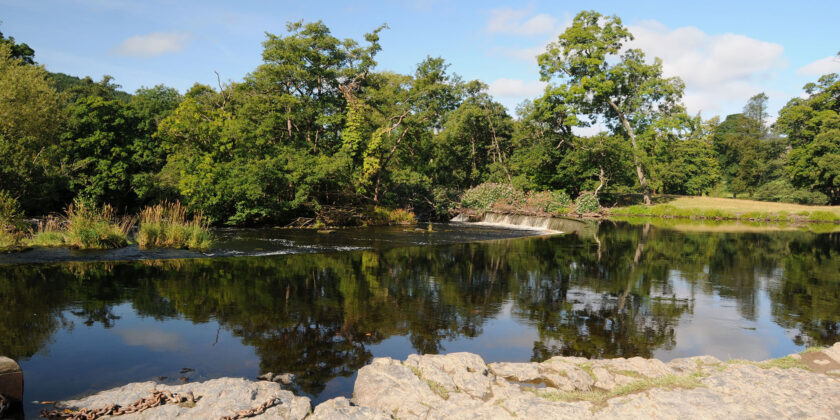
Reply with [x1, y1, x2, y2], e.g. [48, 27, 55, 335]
[607, 100, 651, 205]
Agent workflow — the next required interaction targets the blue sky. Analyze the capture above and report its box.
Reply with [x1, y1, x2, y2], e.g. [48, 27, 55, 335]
[3, 0, 839, 120]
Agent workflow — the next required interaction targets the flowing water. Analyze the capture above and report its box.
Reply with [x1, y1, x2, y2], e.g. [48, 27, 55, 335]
[1, 220, 839, 417]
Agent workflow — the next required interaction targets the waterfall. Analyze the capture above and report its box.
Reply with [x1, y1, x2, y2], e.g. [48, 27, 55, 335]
[450, 212, 591, 235]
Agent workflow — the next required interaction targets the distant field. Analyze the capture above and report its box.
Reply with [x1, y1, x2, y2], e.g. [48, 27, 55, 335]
[653, 196, 840, 216]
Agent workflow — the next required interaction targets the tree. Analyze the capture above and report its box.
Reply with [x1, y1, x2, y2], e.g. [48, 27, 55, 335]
[537, 11, 685, 205]
[0, 27, 35, 64]
[776, 73, 840, 204]
[743, 92, 769, 138]
[0, 43, 67, 212]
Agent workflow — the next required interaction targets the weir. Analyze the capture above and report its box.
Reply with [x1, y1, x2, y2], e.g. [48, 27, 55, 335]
[450, 212, 594, 236]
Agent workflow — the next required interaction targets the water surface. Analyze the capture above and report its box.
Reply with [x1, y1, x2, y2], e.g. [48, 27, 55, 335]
[1, 222, 838, 418]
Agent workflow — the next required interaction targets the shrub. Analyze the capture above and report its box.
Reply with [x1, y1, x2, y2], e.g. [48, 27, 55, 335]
[574, 192, 600, 214]
[0, 191, 27, 251]
[137, 202, 214, 250]
[461, 183, 523, 212]
[754, 179, 830, 205]
[365, 206, 416, 226]
[524, 190, 571, 215]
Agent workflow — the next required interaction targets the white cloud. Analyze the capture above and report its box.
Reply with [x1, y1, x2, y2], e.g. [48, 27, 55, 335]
[797, 55, 840, 76]
[112, 32, 191, 57]
[627, 20, 786, 115]
[487, 78, 547, 98]
[486, 8, 560, 36]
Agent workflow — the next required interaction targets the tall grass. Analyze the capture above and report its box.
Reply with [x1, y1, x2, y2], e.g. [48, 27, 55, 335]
[363, 206, 417, 226]
[29, 200, 134, 249]
[137, 202, 213, 250]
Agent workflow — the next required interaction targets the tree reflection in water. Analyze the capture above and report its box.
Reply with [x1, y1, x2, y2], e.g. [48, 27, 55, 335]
[1, 222, 838, 396]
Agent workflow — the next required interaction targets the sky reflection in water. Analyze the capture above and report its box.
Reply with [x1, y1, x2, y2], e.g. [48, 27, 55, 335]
[1, 222, 838, 418]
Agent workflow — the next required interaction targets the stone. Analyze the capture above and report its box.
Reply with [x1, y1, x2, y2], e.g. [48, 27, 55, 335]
[308, 397, 392, 420]
[273, 373, 295, 385]
[49, 342, 840, 420]
[823, 342, 840, 364]
[352, 357, 442, 418]
[0, 356, 23, 402]
[58, 378, 310, 419]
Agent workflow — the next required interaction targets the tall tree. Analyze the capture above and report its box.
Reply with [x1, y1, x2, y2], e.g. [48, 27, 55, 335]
[777, 73, 840, 204]
[0, 43, 67, 212]
[537, 10, 684, 204]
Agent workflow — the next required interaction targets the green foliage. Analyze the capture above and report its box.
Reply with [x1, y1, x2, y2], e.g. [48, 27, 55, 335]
[753, 179, 830, 205]
[363, 206, 416, 226]
[777, 74, 840, 204]
[30, 200, 134, 249]
[574, 192, 600, 214]
[461, 183, 522, 212]
[808, 211, 840, 222]
[137, 202, 214, 250]
[0, 191, 27, 252]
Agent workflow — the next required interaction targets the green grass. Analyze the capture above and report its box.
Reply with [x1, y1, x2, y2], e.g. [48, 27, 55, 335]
[27, 201, 134, 250]
[609, 196, 840, 224]
[364, 206, 416, 226]
[536, 374, 704, 409]
[137, 202, 214, 251]
[720, 356, 809, 371]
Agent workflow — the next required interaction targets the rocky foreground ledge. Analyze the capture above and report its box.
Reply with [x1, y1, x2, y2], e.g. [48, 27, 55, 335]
[55, 344, 840, 419]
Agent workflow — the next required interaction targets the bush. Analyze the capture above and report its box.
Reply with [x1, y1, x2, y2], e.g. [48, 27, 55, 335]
[574, 192, 600, 214]
[0, 191, 27, 251]
[365, 206, 416, 226]
[754, 179, 830, 205]
[526, 190, 571, 215]
[461, 183, 524, 212]
[137, 202, 214, 250]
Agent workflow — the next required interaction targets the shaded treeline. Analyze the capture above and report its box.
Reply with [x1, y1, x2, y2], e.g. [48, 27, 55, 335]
[1, 12, 838, 226]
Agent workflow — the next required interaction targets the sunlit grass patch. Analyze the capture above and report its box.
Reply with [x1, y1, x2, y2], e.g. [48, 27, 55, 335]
[721, 356, 809, 371]
[137, 202, 213, 250]
[28, 200, 134, 250]
[364, 206, 416, 226]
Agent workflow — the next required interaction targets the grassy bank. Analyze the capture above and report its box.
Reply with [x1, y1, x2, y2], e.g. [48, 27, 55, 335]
[609, 196, 840, 224]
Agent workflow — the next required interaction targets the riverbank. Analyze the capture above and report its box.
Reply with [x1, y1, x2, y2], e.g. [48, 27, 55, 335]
[607, 195, 840, 224]
[45, 343, 840, 419]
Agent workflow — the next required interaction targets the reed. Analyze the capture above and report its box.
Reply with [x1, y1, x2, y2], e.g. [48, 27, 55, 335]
[137, 202, 213, 250]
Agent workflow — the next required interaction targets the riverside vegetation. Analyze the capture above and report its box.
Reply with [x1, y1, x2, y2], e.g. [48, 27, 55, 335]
[1, 11, 838, 233]
[0, 196, 213, 252]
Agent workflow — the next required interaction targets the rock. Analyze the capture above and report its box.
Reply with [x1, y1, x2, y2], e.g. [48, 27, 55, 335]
[404, 352, 493, 400]
[823, 342, 840, 364]
[0, 356, 23, 402]
[256, 372, 274, 381]
[308, 397, 392, 420]
[353, 357, 443, 418]
[273, 373, 295, 385]
[347, 349, 840, 419]
[58, 378, 310, 419]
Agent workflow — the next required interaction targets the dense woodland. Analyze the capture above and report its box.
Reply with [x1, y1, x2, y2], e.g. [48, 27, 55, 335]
[1, 11, 839, 225]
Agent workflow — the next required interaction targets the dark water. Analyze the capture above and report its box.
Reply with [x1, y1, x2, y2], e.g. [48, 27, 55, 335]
[2, 222, 839, 418]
